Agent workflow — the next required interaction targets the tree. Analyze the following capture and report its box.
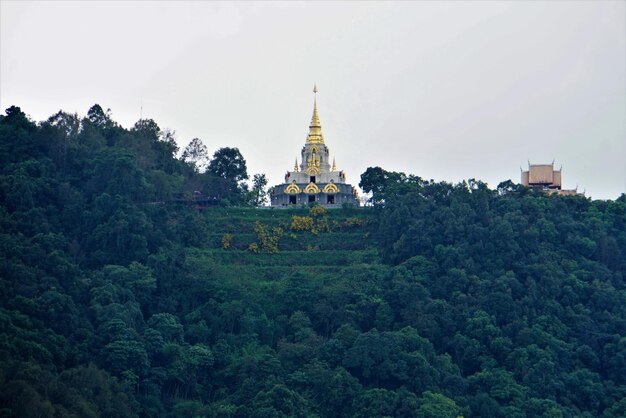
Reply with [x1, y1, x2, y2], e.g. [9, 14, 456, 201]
[249, 173, 269, 206]
[147, 313, 184, 343]
[352, 388, 399, 417]
[105, 339, 150, 376]
[250, 384, 311, 417]
[1, 105, 37, 132]
[205, 147, 249, 203]
[131, 118, 161, 142]
[497, 179, 521, 195]
[604, 397, 626, 417]
[87, 104, 113, 130]
[40, 111, 81, 167]
[207, 147, 248, 182]
[180, 138, 209, 172]
[0, 105, 41, 162]
[359, 166, 412, 205]
[417, 391, 464, 418]
[88, 149, 147, 200]
[45, 110, 81, 140]
[359, 166, 391, 204]
[154, 129, 180, 174]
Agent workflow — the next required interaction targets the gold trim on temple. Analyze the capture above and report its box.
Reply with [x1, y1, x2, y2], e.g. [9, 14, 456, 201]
[284, 183, 301, 194]
[303, 182, 321, 194]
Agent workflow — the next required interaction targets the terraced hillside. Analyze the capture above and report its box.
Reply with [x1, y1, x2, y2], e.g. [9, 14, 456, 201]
[167, 206, 386, 341]
[203, 206, 376, 251]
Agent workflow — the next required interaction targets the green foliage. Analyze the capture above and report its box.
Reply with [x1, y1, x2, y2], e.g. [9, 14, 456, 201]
[416, 391, 463, 418]
[2, 105, 626, 417]
[249, 173, 269, 207]
[180, 137, 209, 172]
[207, 147, 248, 182]
[204, 147, 249, 204]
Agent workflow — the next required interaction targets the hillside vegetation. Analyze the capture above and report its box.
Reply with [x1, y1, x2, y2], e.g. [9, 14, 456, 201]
[1, 106, 625, 417]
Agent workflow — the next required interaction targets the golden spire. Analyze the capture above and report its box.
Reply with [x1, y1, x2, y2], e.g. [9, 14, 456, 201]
[332, 157, 336, 171]
[306, 84, 324, 144]
[294, 158, 299, 172]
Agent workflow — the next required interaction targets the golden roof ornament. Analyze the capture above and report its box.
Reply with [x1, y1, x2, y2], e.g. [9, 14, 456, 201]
[304, 182, 321, 194]
[294, 158, 299, 172]
[332, 157, 336, 171]
[323, 182, 339, 193]
[306, 84, 324, 144]
[284, 182, 301, 194]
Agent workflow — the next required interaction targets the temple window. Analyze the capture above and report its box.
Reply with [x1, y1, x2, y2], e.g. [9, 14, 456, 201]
[308, 195, 316, 203]
[310, 176, 316, 183]
[289, 195, 297, 204]
[327, 195, 335, 204]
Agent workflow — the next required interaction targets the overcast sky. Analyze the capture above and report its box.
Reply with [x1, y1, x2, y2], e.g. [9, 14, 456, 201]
[1, 1, 624, 200]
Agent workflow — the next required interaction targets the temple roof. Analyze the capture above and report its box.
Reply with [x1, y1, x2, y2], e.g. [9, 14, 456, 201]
[306, 84, 324, 144]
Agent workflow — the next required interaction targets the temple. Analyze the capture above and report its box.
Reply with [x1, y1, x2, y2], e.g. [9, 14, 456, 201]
[270, 86, 359, 207]
[521, 161, 584, 196]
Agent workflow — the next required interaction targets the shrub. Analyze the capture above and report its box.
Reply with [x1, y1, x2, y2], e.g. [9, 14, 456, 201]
[221, 233, 233, 249]
[290, 215, 314, 232]
[252, 221, 282, 253]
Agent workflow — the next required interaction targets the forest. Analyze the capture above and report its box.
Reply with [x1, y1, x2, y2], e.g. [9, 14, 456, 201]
[1, 105, 625, 417]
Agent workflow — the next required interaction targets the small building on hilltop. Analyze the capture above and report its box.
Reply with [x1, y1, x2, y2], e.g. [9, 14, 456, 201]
[521, 161, 584, 196]
[270, 86, 359, 207]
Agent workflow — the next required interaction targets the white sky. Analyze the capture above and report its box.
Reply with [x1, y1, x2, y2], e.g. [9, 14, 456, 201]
[1, 1, 625, 200]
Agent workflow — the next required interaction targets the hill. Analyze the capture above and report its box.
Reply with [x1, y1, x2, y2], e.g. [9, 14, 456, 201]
[1, 105, 625, 417]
